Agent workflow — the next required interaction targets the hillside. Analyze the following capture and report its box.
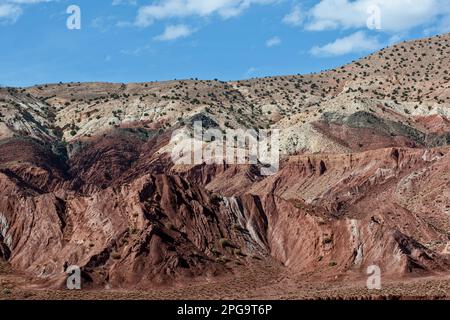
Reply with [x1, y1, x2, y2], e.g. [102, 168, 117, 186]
[0, 33, 449, 298]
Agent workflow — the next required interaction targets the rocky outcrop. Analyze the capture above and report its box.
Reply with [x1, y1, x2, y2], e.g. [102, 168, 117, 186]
[0, 33, 449, 290]
[0, 165, 270, 288]
[0, 142, 448, 290]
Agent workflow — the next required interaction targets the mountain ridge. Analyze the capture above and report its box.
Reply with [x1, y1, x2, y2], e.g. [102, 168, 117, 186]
[0, 32, 449, 299]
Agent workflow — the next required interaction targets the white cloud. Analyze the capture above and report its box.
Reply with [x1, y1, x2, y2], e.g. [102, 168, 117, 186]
[435, 18, 450, 33]
[0, 3, 21, 23]
[135, 0, 277, 27]
[306, 0, 450, 32]
[310, 31, 382, 56]
[154, 24, 195, 41]
[0, 0, 54, 24]
[266, 36, 281, 47]
[424, 15, 450, 35]
[283, 5, 303, 26]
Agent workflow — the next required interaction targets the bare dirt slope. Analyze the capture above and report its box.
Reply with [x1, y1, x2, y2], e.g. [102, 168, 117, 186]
[0, 33, 449, 299]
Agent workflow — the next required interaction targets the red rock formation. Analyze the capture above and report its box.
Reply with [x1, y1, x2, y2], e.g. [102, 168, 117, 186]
[0, 121, 448, 291]
[0, 34, 449, 293]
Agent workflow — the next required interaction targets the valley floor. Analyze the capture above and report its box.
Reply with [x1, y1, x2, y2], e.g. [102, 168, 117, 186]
[1, 261, 448, 300]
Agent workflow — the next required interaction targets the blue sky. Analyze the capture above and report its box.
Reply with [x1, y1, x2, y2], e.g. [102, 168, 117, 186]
[0, 0, 449, 87]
